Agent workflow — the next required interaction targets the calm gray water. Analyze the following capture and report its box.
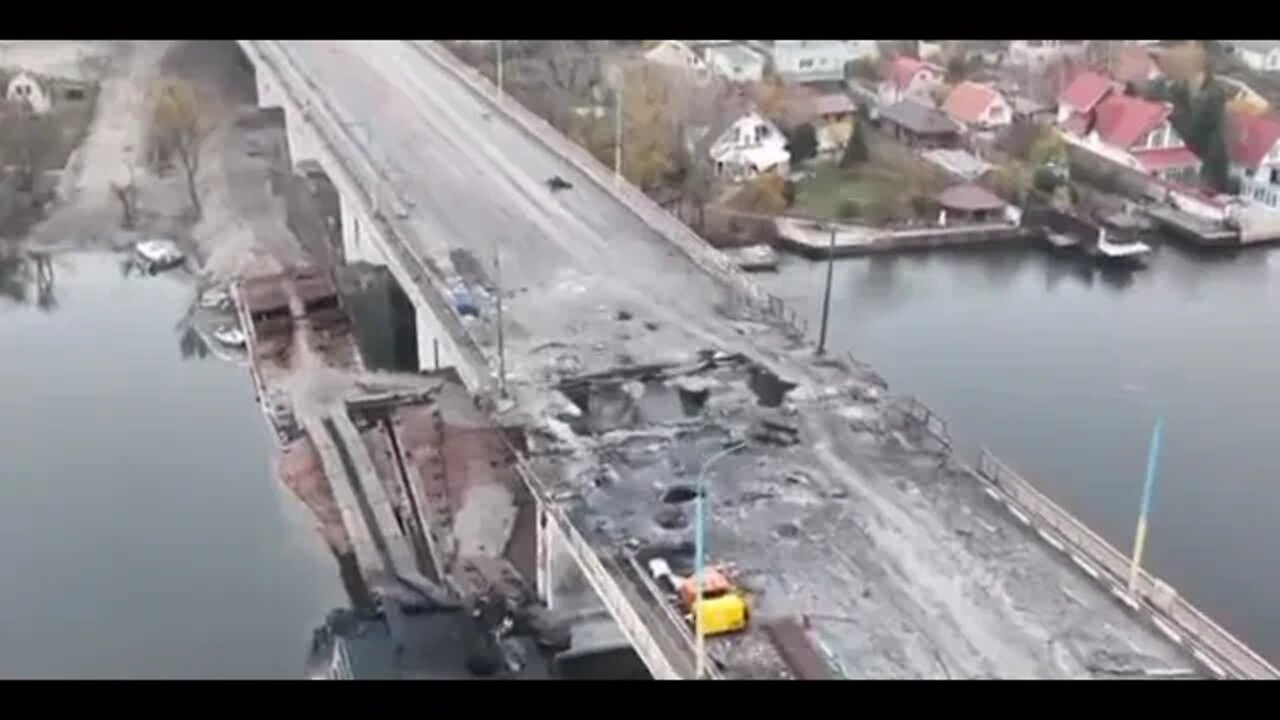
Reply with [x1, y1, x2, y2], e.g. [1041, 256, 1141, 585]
[761, 242, 1280, 664]
[0, 252, 345, 678]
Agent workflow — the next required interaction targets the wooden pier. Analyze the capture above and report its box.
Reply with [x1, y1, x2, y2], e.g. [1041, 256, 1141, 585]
[773, 218, 1039, 259]
[1143, 206, 1240, 247]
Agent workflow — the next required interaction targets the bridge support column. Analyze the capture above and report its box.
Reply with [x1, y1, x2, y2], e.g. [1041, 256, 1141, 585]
[536, 504, 554, 609]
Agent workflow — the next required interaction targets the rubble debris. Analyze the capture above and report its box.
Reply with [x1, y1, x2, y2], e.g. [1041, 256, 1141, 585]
[661, 484, 701, 504]
[748, 366, 797, 408]
[615, 309, 633, 321]
[654, 507, 689, 530]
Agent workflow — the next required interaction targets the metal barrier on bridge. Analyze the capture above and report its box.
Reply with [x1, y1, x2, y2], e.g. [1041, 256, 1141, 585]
[976, 449, 1280, 680]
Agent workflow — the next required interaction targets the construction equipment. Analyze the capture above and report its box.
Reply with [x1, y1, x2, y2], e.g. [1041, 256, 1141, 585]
[678, 567, 750, 637]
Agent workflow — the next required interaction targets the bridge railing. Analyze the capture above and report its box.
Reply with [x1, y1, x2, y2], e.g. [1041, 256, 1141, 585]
[412, 41, 809, 343]
[245, 41, 495, 392]
[976, 449, 1279, 680]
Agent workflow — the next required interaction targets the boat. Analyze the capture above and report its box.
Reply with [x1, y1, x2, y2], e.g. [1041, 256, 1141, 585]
[199, 287, 232, 311]
[1090, 228, 1152, 270]
[212, 324, 247, 347]
[134, 240, 185, 273]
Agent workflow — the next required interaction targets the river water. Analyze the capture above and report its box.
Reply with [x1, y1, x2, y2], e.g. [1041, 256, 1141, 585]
[0, 252, 346, 678]
[760, 241, 1280, 665]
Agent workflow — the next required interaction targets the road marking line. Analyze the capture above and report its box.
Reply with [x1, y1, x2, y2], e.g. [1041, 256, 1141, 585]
[1007, 506, 1030, 525]
[983, 487, 1000, 502]
[1192, 649, 1227, 678]
[1151, 617, 1183, 646]
[1070, 555, 1101, 579]
[1110, 586, 1140, 610]
[1036, 529, 1065, 552]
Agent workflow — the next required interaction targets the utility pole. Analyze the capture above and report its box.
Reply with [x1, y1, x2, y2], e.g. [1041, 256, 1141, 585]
[1128, 417, 1163, 593]
[816, 226, 837, 355]
[493, 235, 507, 398]
[614, 82, 624, 182]
[496, 40, 504, 101]
[694, 440, 746, 680]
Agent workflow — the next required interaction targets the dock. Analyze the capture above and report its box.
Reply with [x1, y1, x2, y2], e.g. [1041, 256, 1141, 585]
[1143, 205, 1240, 247]
[773, 217, 1038, 259]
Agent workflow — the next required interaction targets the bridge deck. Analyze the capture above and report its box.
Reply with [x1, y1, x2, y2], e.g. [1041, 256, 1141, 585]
[266, 40, 1210, 679]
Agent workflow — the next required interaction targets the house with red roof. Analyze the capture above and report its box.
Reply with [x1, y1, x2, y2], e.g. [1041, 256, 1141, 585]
[877, 57, 943, 107]
[1060, 93, 1201, 183]
[1055, 70, 1116, 129]
[1227, 110, 1280, 211]
[941, 81, 1011, 131]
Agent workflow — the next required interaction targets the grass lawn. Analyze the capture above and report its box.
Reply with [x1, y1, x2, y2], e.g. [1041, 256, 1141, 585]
[789, 131, 951, 226]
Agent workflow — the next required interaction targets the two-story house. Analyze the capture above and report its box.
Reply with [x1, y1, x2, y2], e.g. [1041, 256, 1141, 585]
[877, 57, 943, 107]
[942, 81, 1012, 131]
[704, 44, 767, 84]
[769, 40, 879, 84]
[709, 111, 791, 181]
[643, 40, 711, 84]
[1230, 41, 1280, 73]
[1056, 70, 1117, 128]
[1008, 40, 1087, 68]
[1064, 94, 1201, 182]
[1227, 110, 1280, 211]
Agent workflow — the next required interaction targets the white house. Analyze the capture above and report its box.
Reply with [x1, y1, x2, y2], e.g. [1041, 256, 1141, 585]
[1231, 41, 1280, 73]
[769, 40, 879, 84]
[877, 57, 943, 106]
[1227, 110, 1280, 212]
[1008, 40, 1087, 68]
[941, 81, 1012, 131]
[704, 44, 767, 84]
[5, 71, 51, 114]
[643, 40, 711, 83]
[708, 112, 790, 182]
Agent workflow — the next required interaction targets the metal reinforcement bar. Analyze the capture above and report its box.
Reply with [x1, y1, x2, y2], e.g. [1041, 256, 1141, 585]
[976, 449, 1279, 680]
[412, 41, 807, 342]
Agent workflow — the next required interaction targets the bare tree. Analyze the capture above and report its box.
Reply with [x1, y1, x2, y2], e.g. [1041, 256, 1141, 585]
[110, 161, 140, 229]
[149, 77, 216, 221]
[0, 104, 60, 193]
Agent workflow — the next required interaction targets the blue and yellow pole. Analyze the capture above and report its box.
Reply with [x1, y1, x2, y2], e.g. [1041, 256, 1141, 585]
[1128, 417, 1163, 593]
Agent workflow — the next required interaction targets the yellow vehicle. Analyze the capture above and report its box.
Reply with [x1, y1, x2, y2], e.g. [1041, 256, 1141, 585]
[691, 592, 750, 637]
[679, 567, 750, 637]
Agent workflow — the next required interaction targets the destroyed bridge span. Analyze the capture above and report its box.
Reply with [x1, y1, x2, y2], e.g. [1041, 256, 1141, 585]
[237, 40, 1279, 680]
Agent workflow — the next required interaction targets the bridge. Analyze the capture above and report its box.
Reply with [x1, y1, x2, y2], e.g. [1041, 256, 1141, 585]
[237, 40, 1277, 680]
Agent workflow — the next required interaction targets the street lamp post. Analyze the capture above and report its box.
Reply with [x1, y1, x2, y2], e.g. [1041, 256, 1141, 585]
[816, 226, 837, 355]
[694, 440, 746, 680]
[496, 40, 504, 101]
[493, 234, 507, 398]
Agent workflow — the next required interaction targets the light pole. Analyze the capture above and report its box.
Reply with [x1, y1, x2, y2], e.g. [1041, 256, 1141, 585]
[694, 440, 746, 680]
[1127, 417, 1163, 593]
[614, 81, 624, 182]
[816, 225, 837, 355]
[496, 40, 504, 101]
[493, 234, 507, 398]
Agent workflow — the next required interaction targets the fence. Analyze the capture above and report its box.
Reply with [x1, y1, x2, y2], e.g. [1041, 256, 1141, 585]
[976, 449, 1280, 680]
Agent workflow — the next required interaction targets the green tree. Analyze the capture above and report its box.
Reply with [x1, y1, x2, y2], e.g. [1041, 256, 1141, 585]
[840, 120, 869, 168]
[786, 123, 818, 164]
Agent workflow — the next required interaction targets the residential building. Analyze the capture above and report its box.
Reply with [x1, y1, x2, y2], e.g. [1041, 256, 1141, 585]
[769, 41, 879, 84]
[704, 44, 767, 84]
[811, 92, 857, 155]
[876, 99, 962, 148]
[5, 71, 51, 114]
[1061, 94, 1201, 182]
[1230, 41, 1280, 73]
[942, 81, 1012, 131]
[877, 57, 943, 107]
[1111, 45, 1163, 89]
[708, 112, 791, 182]
[1056, 70, 1116, 126]
[1227, 110, 1280, 211]
[1008, 40, 1087, 68]
[643, 40, 711, 83]
[1219, 76, 1270, 115]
